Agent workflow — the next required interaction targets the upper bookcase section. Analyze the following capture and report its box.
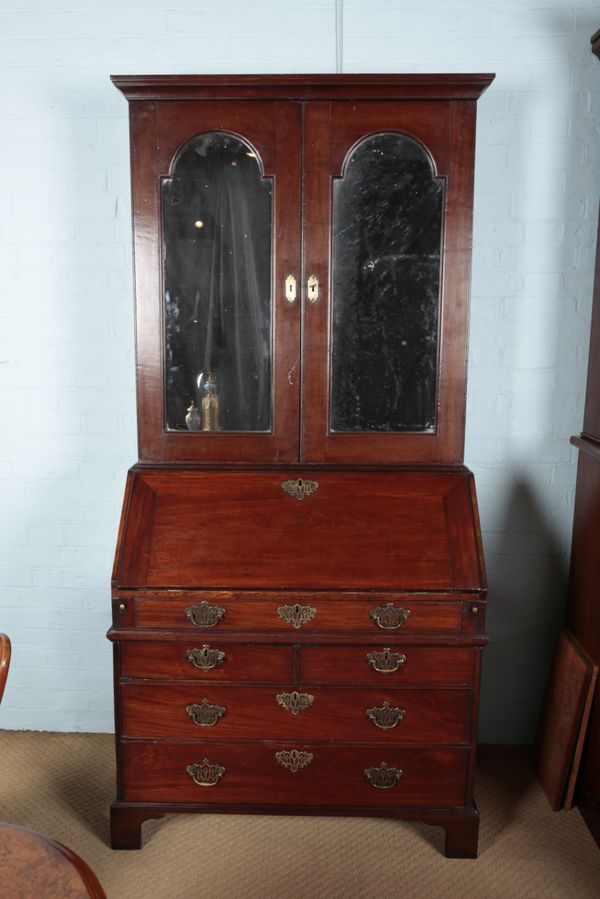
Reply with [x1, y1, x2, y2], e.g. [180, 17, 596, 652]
[112, 74, 494, 465]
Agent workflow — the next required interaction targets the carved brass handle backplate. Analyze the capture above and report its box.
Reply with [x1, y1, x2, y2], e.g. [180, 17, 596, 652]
[366, 648, 407, 674]
[281, 478, 319, 501]
[186, 758, 226, 787]
[185, 601, 225, 629]
[275, 749, 314, 773]
[277, 603, 317, 629]
[364, 762, 403, 789]
[186, 645, 226, 671]
[370, 603, 411, 630]
[365, 701, 406, 730]
[186, 699, 226, 727]
[276, 691, 314, 715]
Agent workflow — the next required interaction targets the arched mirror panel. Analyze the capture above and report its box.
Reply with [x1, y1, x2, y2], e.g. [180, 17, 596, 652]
[330, 132, 444, 433]
[162, 132, 273, 433]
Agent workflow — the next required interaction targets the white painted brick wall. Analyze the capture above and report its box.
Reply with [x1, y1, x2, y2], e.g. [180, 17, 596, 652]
[0, 0, 599, 742]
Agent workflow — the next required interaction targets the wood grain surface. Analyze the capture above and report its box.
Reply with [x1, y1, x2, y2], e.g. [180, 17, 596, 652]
[0, 823, 106, 899]
[535, 631, 598, 810]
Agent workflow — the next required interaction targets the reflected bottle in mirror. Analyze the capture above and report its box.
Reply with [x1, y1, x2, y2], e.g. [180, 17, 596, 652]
[198, 371, 221, 431]
[185, 402, 202, 432]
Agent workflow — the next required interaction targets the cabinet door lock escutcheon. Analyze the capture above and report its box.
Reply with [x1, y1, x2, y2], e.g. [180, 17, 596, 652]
[285, 274, 297, 304]
[307, 274, 319, 303]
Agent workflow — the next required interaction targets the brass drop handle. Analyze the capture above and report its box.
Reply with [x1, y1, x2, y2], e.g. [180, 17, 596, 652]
[285, 274, 297, 304]
[185, 601, 225, 628]
[366, 701, 406, 730]
[364, 762, 403, 789]
[307, 274, 319, 303]
[366, 648, 407, 674]
[186, 645, 226, 671]
[370, 603, 411, 630]
[186, 699, 226, 727]
[186, 758, 226, 787]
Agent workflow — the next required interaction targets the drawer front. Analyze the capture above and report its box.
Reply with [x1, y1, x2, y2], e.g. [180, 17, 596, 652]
[122, 741, 469, 807]
[133, 592, 467, 634]
[301, 646, 477, 686]
[120, 642, 293, 683]
[121, 683, 473, 743]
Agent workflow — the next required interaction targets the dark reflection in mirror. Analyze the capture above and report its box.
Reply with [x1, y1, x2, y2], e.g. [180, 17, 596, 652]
[330, 133, 443, 433]
[163, 132, 272, 432]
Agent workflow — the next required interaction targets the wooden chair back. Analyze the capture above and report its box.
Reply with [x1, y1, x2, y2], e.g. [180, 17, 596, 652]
[0, 633, 10, 704]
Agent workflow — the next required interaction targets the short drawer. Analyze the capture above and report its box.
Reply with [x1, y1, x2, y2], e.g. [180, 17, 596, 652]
[300, 646, 478, 686]
[122, 740, 469, 807]
[120, 683, 473, 743]
[119, 642, 293, 683]
[132, 592, 468, 634]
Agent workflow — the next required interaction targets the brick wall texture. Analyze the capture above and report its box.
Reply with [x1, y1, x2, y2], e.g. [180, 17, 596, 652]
[1, 0, 599, 740]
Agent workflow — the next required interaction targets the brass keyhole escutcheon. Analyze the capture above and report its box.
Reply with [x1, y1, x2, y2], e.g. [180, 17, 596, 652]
[285, 274, 297, 304]
[307, 274, 319, 303]
[186, 645, 226, 671]
[281, 478, 319, 501]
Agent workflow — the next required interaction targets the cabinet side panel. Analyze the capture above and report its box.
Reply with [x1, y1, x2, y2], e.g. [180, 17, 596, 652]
[583, 208, 600, 441]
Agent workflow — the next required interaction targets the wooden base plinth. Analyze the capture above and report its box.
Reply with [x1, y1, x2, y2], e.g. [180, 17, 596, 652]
[110, 801, 479, 858]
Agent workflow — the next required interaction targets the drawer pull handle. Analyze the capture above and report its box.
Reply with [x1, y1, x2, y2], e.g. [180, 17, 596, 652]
[276, 691, 314, 716]
[185, 601, 225, 629]
[364, 762, 403, 789]
[186, 645, 226, 671]
[366, 700, 406, 730]
[367, 648, 407, 674]
[275, 749, 314, 773]
[281, 478, 319, 501]
[370, 603, 411, 630]
[277, 603, 317, 629]
[186, 699, 226, 727]
[186, 758, 226, 787]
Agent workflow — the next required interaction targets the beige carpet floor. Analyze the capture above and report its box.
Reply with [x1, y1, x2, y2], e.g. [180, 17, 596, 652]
[0, 733, 599, 899]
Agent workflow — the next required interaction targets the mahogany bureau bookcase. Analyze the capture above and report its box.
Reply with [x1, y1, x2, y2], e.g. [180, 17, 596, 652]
[108, 74, 493, 857]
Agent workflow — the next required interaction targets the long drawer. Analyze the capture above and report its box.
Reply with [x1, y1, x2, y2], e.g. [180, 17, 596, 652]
[132, 592, 469, 634]
[119, 642, 477, 686]
[121, 741, 469, 807]
[120, 683, 473, 743]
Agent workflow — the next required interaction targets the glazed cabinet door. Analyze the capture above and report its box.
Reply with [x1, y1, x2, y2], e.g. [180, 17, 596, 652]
[131, 100, 302, 462]
[301, 100, 477, 464]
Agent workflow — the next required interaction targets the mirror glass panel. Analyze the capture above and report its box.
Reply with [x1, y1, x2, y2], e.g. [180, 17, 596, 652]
[162, 132, 273, 433]
[330, 132, 443, 433]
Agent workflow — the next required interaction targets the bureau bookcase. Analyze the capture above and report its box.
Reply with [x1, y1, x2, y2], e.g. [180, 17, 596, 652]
[109, 74, 493, 856]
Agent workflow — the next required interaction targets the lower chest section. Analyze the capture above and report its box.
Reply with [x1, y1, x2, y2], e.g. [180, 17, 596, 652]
[110, 469, 486, 823]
